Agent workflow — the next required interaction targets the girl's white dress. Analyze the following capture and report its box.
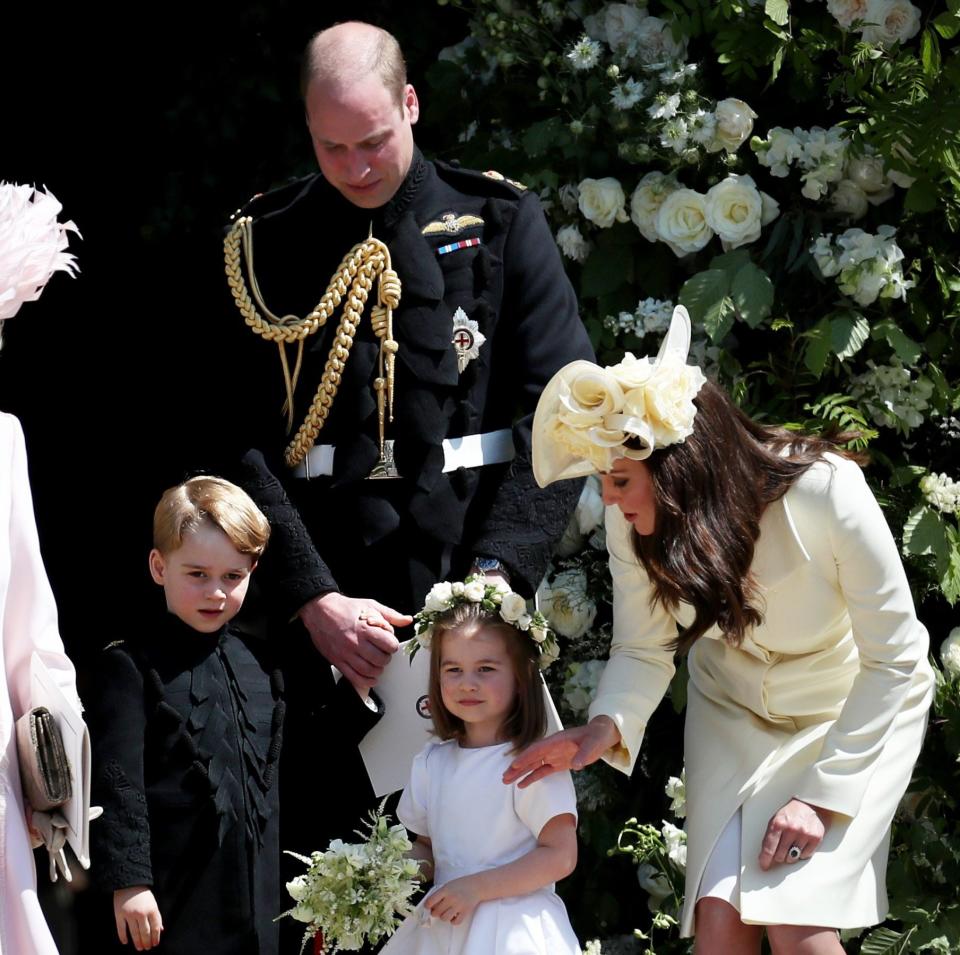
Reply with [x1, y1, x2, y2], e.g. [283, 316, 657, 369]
[380, 738, 580, 955]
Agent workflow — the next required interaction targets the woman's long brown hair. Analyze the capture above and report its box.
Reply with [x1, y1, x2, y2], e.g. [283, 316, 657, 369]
[634, 380, 864, 654]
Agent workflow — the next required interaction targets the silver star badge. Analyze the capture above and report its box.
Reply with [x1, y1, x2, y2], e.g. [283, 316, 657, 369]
[451, 307, 486, 373]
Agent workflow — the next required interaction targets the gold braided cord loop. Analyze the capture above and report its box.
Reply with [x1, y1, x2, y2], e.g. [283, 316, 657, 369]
[224, 216, 401, 470]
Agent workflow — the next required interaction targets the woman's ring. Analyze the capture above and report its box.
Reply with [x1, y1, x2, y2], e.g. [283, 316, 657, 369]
[787, 844, 802, 861]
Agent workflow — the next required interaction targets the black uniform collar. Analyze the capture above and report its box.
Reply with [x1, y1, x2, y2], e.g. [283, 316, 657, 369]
[381, 146, 427, 229]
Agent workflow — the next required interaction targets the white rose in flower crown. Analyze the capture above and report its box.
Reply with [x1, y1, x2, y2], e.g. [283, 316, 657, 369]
[516, 612, 533, 630]
[602, 3, 649, 54]
[831, 179, 870, 220]
[709, 98, 757, 154]
[704, 174, 765, 250]
[539, 639, 561, 669]
[556, 224, 591, 263]
[861, 0, 921, 47]
[630, 171, 677, 243]
[643, 359, 707, 447]
[451, 581, 465, 596]
[530, 623, 548, 644]
[827, 0, 869, 27]
[578, 177, 630, 228]
[656, 189, 713, 256]
[941, 627, 960, 680]
[424, 581, 454, 611]
[463, 579, 487, 602]
[499, 592, 528, 624]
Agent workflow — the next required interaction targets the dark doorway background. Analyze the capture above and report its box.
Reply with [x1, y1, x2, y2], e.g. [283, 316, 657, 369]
[2, 1, 468, 672]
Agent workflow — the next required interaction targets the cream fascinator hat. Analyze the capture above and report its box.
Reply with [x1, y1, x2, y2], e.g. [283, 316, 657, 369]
[533, 306, 707, 487]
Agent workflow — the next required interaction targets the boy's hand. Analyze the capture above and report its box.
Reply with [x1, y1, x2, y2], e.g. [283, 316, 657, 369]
[425, 874, 484, 926]
[114, 886, 163, 950]
[298, 592, 409, 691]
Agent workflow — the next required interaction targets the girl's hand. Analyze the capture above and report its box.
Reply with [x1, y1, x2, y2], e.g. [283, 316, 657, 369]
[502, 716, 622, 788]
[758, 798, 831, 870]
[426, 874, 484, 925]
[114, 886, 163, 950]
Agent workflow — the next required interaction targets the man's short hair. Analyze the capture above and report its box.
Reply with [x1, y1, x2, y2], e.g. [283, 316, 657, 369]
[300, 22, 408, 106]
[153, 476, 270, 557]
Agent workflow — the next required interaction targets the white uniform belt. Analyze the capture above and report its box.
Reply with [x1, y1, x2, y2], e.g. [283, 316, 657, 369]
[292, 429, 515, 480]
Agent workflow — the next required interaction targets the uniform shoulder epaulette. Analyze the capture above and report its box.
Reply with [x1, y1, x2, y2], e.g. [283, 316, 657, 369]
[228, 173, 317, 223]
[433, 159, 530, 199]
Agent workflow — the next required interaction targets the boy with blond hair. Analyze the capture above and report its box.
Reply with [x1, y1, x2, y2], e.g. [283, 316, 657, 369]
[89, 476, 284, 954]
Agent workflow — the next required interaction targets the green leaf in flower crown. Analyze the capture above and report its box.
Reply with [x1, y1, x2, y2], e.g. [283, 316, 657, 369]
[829, 310, 870, 361]
[871, 319, 923, 366]
[731, 262, 774, 328]
[678, 269, 734, 341]
[902, 504, 950, 562]
[858, 925, 915, 955]
[764, 0, 789, 27]
[803, 317, 832, 377]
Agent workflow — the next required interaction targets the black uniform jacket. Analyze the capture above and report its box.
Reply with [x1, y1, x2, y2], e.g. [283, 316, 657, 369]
[221, 149, 594, 619]
[88, 613, 285, 955]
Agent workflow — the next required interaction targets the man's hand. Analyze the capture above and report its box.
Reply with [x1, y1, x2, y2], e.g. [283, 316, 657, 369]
[758, 798, 830, 870]
[298, 592, 410, 692]
[502, 716, 621, 788]
[114, 886, 163, 950]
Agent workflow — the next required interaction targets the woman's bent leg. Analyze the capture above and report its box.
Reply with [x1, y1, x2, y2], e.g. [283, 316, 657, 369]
[767, 924, 844, 955]
[693, 898, 762, 955]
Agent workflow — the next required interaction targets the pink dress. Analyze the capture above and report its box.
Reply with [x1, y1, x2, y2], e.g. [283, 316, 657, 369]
[0, 413, 78, 954]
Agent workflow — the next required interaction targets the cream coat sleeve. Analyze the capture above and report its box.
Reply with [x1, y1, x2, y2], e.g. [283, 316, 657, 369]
[792, 456, 932, 818]
[587, 506, 677, 775]
[2, 415, 78, 719]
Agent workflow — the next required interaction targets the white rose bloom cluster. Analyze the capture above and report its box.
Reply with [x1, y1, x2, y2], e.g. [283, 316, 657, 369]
[578, 177, 630, 228]
[941, 628, 960, 680]
[920, 472, 960, 516]
[664, 771, 686, 819]
[811, 225, 912, 306]
[539, 569, 598, 641]
[661, 821, 687, 870]
[850, 361, 934, 434]
[628, 172, 777, 256]
[562, 659, 607, 719]
[827, 0, 921, 47]
[284, 810, 421, 952]
[556, 224, 591, 263]
[603, 296, 675, 339]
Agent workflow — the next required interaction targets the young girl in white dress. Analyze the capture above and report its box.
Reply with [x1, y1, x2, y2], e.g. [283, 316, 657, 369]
[380, 580, 581, 955]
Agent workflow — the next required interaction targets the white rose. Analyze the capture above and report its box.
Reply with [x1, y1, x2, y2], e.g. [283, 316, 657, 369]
[846, 153, 888, 194]
[556, 224, 591, 263]
[578, 177, 630, 228]
[606, 351, 655, 391]
[709, 98, 757, 154]
[704, 174, 765, 250]
[860, 0, 921, 46]
[516, 612, 533, 630]
[939, 627, 960, 680]
[291, 903, 316, 923]
[635, 15, 687, 65]
[602, 3, 649, 54]
[286, 876, 309, 902]
[530, 623, 548, 644]
[827, 0, 869, 27]
[630, 171, 676, 243]
[643, 359, 707, 447]
[831, 179, 869, 220]
[499, 592, 528, 623]
[424, 581, 453, 611]
[656, 188, 714, 256]
[451, 581, 465, 596]
[463, 579, 486, 601]
[539, 569, 597, 640]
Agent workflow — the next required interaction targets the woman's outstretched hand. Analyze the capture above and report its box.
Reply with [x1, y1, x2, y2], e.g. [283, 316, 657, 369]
[758, 798, 831, 870]
[502, 716, 622, 788]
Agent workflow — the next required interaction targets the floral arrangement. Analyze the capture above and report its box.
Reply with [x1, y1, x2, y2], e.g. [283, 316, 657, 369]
[411, 575, 560, 669]
[0, 182, 79, 322]
[282, 804, 422, 954]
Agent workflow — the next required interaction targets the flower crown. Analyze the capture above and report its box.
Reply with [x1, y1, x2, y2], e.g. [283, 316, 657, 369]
[408, 576, 560, 670]
[532, 306, 706, 486]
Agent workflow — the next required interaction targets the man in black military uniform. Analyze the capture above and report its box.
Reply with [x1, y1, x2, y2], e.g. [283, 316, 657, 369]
[221, 20, 594, 918]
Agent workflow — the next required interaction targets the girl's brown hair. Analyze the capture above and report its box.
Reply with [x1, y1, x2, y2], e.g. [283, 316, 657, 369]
[427, 603, 546, 751]
[635, 380, 864, 654]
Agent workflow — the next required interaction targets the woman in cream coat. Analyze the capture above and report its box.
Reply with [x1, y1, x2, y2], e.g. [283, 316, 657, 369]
[506, 308, 934, 954]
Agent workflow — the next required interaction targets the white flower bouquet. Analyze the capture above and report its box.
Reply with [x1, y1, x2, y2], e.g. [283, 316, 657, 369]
[282, 804, 422, 954]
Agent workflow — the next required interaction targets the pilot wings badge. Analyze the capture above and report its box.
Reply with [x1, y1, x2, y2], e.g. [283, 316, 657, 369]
[451, 307, 486, 374]
[422, 212, 484, 236]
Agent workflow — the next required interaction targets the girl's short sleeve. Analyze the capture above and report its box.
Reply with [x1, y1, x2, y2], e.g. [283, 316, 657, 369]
[396, 743, 434, 837]
[512, 768, 578, 839]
